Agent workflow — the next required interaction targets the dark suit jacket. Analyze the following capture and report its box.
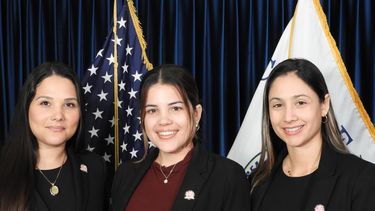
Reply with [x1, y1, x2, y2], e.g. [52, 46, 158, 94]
[250, 144, 375, 211]
[111, 143, 251, 211]
[29, 150, 108, 211]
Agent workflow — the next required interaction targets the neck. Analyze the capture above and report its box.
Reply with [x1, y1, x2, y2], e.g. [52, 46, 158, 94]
[156, 142, 193, 167]
[284, 141, 322, 177]
[37, 147, 67, 170]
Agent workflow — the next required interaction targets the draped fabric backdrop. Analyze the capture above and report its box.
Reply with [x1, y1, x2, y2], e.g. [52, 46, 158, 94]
[1, 0, 374, 156]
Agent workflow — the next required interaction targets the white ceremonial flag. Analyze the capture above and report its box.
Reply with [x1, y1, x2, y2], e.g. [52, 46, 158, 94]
[228, 0, 375, 176]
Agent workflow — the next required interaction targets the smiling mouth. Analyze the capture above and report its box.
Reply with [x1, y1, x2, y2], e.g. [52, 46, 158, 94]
[284, 126, 303, 135]
[157, 130, 177, 138]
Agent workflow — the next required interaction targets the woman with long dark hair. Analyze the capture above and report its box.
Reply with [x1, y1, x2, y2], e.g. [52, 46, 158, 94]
[0, 62, 107, 211]
[250, 58, 375, 210]
[111, 64, 251, 211]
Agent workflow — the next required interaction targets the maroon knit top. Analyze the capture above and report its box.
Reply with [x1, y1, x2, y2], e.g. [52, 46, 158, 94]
[126, 149, 193, 211]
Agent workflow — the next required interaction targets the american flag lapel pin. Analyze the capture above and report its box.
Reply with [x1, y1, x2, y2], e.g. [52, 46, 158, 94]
[80, 164, 88, 173]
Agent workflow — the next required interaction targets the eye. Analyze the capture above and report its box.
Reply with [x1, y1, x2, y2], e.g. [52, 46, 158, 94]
[65, 102, 77, 108]
[296, 100, 307, 106]
[146, 108, 157, 114]
[39, 100, 50, 106]
[271, 103, 282, 109]
[171, 106, 183, 112]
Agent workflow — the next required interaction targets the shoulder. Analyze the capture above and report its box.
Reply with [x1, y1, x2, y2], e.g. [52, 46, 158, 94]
[192, 144, 247, 179]
[72, 150, 107, 177]
[332, 152, 375, 208]
[334, 152, 375, 176]
[335, 153, 375, 189]
[328, 150, 375, 194]
[202, 152, 249, 187]
[77, 150, 106, 167]
[209, 153, 245, 174]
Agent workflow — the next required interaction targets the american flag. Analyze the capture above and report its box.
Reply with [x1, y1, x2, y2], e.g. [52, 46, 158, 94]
[82, 1, 153, 171]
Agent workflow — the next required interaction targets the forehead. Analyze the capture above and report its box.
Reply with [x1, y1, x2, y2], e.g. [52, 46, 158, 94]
[35, 75, 77, 97]
[269, 72, 317, 99]
[146, 83, 183, 103]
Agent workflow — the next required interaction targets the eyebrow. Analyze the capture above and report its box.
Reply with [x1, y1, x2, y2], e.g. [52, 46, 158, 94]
[34, 96, 78, 101]
[269, 94, 311, 101]
[145, 101, 184, 107]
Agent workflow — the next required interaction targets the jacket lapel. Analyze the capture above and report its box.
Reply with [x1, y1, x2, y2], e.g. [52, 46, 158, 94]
[251, 150, 286, 211]
[172, 144, 210, 211]
[304, 144, 338, 210]
[252, 144, 339, 210]
[251, 179, 271, 211]
[68, 150, 89, 211]
[118, 150, 157, 210]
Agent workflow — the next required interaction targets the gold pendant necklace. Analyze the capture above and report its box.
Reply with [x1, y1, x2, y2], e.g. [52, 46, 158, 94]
[159, 163, 177, 184]
[38, 155, 66, 196]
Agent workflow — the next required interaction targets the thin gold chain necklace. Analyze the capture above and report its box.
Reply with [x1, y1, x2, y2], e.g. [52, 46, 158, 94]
[38, 155, 66, 196]
[285, 150, 321, 177]
[159, 163, 177, 184]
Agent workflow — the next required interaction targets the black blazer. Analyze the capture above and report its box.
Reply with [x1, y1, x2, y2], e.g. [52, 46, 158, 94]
[250, 144, 375, 211]
[111, 143, 251, 211]
[29, 150, 107, 211]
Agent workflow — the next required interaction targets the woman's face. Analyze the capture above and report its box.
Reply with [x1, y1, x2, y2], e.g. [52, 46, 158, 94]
[28, 75, 80, 150]
[144, 83, 202, 156]
[268, 72, 329, 149]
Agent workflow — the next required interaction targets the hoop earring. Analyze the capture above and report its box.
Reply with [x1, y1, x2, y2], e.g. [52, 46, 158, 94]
[322, 115, 328, 123]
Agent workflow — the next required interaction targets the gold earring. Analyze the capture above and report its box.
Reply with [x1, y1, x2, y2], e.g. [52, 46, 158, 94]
[322, 115, 327, 123]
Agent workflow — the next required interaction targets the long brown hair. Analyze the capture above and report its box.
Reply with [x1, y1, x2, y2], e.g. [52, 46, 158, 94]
[251, 58, 348, 191]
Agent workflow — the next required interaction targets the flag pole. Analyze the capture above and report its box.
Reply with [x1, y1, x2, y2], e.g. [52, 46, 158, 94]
[112, 0, 120, 170]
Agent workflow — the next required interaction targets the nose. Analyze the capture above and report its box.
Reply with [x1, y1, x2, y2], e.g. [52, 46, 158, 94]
[283, 104, 297, 123]
[51, 106, 64, 121]
[158, 110, 172, 125]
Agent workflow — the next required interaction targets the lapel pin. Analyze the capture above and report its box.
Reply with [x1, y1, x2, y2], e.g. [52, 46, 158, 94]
[80, 164, 88, 173]
[314, 204, 325, 211]
[184, 190, 195, 200]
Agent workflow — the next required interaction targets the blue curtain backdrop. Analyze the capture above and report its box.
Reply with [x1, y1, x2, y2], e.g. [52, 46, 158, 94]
[1, 0, 374, 156]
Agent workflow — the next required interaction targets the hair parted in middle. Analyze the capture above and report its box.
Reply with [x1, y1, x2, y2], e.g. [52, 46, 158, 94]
[138, 64, 202, 161]
[251, 58, 348, 191]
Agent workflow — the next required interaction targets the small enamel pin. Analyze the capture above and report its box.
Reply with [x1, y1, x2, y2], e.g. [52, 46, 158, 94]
[184, 190, 195, 200]
[314, 204, 325, 211]
[80, 164, 88, 173]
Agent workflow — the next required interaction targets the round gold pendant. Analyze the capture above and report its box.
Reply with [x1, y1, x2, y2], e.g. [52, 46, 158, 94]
[50, 185, 59, 196]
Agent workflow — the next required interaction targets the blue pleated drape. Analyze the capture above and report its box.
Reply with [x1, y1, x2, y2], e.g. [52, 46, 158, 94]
[1, 0, 374, 156]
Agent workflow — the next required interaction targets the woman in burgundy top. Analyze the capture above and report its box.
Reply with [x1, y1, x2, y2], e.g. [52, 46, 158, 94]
[111, 64, 251, 211]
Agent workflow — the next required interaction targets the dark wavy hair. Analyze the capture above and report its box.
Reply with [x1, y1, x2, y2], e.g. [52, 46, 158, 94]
[251, 58, 348, 191]
[0, 62, 85, 211]
[138, 64, 201, 161]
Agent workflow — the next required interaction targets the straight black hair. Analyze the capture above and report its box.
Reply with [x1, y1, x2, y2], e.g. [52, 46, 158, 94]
[0, 62, 85, 211]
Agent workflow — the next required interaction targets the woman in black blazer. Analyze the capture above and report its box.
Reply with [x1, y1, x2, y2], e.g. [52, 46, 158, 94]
[250, 58, 375, 211]
[0, 62, 107, 211]
[111, 64, 251, 211]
